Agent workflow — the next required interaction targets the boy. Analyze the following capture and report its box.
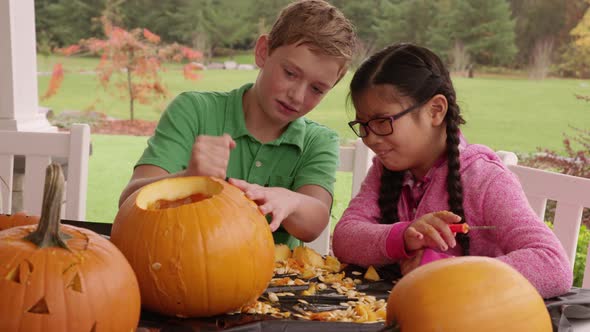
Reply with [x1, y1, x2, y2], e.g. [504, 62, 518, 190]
[119, 0, 356, 248]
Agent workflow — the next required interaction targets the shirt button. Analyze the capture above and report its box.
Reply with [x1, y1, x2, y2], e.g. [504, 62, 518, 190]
[255, 161, 262, 167]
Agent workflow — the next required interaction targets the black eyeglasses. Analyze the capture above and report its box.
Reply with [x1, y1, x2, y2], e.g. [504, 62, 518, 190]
[348, 103, 422, 138]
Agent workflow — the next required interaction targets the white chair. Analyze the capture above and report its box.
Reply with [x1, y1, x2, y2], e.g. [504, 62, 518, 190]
[306, 139, 374, 255]
[0, 123, 91, 220]
[498, 150, 590, 287]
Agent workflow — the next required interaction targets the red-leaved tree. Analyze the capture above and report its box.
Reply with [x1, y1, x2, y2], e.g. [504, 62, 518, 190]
[41, 63, 64, 101]
[50, 17, 203, 121]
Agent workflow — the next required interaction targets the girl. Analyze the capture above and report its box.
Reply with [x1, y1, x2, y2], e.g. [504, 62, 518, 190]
[332, 43, 572, 299]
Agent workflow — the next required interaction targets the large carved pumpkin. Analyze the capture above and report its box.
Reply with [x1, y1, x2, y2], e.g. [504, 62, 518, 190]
[386, 256, 552, 332]
[0, 212, 40, 231]
[111, 176, 275, 318]
[0, 164, 141, 332]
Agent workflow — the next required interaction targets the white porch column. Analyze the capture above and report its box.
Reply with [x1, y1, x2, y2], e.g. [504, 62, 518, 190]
[0, 0, 56, 132]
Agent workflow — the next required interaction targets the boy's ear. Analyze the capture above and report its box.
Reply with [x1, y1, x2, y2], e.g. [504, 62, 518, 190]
[254, 35, 269, 68]
[427, 94, 448, 127]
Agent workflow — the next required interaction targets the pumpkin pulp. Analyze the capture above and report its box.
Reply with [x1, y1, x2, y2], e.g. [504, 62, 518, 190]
[149, 193, 213, 210]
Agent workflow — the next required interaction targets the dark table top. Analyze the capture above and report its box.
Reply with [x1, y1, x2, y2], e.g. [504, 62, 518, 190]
[62, 219, 389, 332]
[61, 219, 588, 332]
[137, 312, 386, 332]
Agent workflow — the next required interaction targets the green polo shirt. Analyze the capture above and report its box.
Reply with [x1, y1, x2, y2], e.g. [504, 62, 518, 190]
[137, 83, 339, 248]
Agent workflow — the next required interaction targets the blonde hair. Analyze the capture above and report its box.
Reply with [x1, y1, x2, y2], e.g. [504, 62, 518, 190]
[268, 0, 356, 66]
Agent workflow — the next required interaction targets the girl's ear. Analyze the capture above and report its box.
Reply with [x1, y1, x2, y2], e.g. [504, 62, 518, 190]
[254, 35, 269, 68]
[427, 94, 448, 127]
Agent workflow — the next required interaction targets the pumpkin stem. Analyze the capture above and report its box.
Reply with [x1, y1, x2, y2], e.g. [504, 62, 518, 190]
[24, 163, 71, 249]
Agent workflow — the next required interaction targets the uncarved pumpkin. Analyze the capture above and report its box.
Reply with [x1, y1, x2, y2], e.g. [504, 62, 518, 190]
[386, 256, 552, 332]
[0, 212, 40, 231]
[111, 176, 275, 318]
[0, 163, 141, 332]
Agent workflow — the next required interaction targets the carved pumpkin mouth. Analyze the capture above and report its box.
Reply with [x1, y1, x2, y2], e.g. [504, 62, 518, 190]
[136, 177, 223, 210]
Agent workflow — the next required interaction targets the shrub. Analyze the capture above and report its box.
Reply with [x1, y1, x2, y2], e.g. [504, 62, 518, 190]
[49, 110, 107, 129]
[523, 125, 589, 179]
[546, 221, 588, 287]
[574, 224, 590, 287]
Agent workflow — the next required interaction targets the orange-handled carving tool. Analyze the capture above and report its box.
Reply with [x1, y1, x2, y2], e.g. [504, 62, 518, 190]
[449, 224, 496, 234]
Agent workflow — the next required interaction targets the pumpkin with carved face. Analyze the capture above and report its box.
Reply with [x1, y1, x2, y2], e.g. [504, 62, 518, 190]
[0, 164, 141, 331]
[111, 176, 275, 318]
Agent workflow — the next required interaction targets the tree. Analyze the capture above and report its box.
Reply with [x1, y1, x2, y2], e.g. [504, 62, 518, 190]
[198, 1, 257, 56]
[429, 0, 517, 67]
[561, 3, 590, 77]
[372, 0, 438, 49]
[167, 0, 258, 61]
[118, 0, 186, 43]
[54, 17, 203, 121]
[560, 0, 589, 45]
[35, 0, 106, 47]
[160, 0, 212, 59]
[510, 0, 566, 78]
[246, 0, 291, 34]
[40, 64, 64, 101]
[331, 0, 395, 66]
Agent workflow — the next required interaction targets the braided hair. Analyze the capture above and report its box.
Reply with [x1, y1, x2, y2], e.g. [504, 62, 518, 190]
[349, 43, 469, 254]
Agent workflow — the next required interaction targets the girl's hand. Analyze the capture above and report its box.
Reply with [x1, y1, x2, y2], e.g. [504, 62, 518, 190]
[186, 134, 236, 179]
[228, 178, 301, 232]
[400, 249, 424, 275]
[399, 249, 455, 275]
[403, 211, 461, 252]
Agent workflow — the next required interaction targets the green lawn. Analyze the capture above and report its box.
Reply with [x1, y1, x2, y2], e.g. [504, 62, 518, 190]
[86, 135, 147, 222]
[37, 56, 590, 225]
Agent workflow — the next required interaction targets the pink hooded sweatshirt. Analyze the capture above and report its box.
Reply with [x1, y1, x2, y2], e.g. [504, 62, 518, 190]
[332, 143, 573, 299]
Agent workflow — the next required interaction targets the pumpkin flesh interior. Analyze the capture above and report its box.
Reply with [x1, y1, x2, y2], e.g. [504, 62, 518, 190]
[137, 177, 222, 210]
[148, 193, 212, 210]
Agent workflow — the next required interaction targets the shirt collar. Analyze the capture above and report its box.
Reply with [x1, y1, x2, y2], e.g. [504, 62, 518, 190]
[224, 83, 305, 151]
[402, 155, 445, 188]
[271, 117, 305, 151]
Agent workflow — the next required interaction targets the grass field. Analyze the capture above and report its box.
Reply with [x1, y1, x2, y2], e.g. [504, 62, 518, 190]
[35, 56, 590, 225]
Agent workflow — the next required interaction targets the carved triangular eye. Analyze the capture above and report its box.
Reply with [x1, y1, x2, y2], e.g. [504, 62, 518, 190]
[62, 262, 76, 275]
[5, 260, 33, 284]
[62, 263, 83, 292]
[5, 266, 20, 283]
[24, 260, 33, 273]
[90, 321, 97, 332]
[66, 273, 83, 293]
[28, 297, 50, 314]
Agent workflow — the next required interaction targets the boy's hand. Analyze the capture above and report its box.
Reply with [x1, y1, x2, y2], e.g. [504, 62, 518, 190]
[403, 211, 461, 252]
[186, 134, 236, 179]
[228, 178, 300, 232]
